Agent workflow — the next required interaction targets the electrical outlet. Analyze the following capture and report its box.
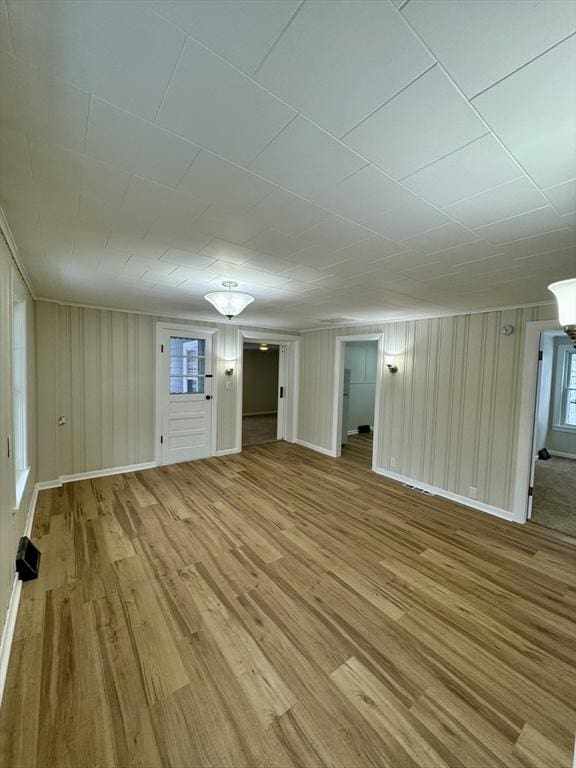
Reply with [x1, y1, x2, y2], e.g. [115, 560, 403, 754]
[390, 457, 396, 468]
[468, 486, 477, 499]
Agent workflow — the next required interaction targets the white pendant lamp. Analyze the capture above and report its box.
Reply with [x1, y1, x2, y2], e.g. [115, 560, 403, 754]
[204, 281, 254, 320]
[548, 278, 576, 346]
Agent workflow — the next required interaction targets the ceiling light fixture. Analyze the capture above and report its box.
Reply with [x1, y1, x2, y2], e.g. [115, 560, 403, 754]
[548, 278, 576, 346]
[204, 281, 254, 320]
[259, 343, 269, 351]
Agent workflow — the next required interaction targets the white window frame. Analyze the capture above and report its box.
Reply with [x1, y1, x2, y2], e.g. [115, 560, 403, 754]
[12, 285, 29, 508]
[552, 344, 576, 433]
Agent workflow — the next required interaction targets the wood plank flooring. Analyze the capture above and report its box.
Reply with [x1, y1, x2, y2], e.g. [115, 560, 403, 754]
[1, 435, 575, 768]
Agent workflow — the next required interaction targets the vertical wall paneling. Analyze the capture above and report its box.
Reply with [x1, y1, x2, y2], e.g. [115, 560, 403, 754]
[298, 305, 556, 516]
[35, 302, 294, 480]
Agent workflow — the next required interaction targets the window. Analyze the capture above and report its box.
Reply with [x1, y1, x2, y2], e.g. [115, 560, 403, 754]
[168, 336, 205, 394]
[553, 345, 576, 430]
[12, 290, 29, 506]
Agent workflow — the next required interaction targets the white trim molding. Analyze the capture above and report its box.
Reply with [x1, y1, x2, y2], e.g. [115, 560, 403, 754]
[216, 447, 241, 457]
[0, 206, 35, 298]
[372, 465, 516, 523]
[235, 330, 300, 454]
[38, 461, 158, 489]
[295, 438, 338, 457]
[512, 319, 563, 523]
[0, 475, 41, 707]
[331, 334, 384, 465]
[549, 450, 576, 460]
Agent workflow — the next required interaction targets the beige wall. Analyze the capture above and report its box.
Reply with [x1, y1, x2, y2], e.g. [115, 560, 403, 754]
[242, 348, 279, 415]
[36, 301, 294, 481]
[298, 304, 556, 514]
[0, 234, 36, 635]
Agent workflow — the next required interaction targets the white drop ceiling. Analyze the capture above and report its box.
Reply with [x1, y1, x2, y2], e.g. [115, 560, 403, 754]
[0, 0, 575, 330]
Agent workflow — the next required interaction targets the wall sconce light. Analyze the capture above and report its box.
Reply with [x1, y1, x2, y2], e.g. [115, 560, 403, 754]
[548, 278, 576, 346]
[224, 361, 234, 375]
[385, 354, 398, 373]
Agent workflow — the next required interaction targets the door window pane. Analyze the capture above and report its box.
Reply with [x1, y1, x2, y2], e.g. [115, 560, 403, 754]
[168, 336, 206, 395]
[170, 376, 205, 395]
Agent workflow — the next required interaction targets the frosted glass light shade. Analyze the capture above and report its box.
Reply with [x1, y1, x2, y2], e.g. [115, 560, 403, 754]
[548, 279, 576, 326]
[204, 290, 254, 319]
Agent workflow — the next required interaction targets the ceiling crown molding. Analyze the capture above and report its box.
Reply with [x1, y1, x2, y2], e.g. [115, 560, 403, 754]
[0, 206, 36, 299]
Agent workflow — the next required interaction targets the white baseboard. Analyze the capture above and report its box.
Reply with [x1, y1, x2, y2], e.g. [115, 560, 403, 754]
[295, 439, 338, 457]
[548, 450, 576, 460]
[0, 478, 40, 707]
[38, 461, 158, 489]
[371, 464, 517, 523]
[0, 577, 22, 709]
[347, 425, 374, 435]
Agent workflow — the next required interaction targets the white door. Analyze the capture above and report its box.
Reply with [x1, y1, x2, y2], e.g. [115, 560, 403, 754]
[159, 329, 213, 465]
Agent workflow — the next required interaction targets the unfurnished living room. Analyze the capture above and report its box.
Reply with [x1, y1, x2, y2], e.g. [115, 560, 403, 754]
[0, 1, 576, 766]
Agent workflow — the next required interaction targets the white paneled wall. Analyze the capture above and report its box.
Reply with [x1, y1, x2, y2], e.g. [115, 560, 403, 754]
[36, 301, 294, 482]
[0, 235, 36, 637]
[299, 305, 556, 514]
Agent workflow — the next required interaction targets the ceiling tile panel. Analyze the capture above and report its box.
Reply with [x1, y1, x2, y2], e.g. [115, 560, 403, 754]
[360, 197, 449, 241]
[191, 208, 266, 245]
[401, 222, 481, 254]
[314, 164, 415, 221]
[544, 179, 576, 216]
[401, 134, 523, 207]
[243, 228, 310, 258]
[297, 216, 374, 250]
[404, 0, 576, 97]
[473, 38, 576, 188]
[86, 98, 201, 187]
[330, 236, 407, 265]
[256, 0, 433, 136]
[177, 151, 276, 213]
[249, 115, 366, 199]
[444, 177, 550, 230]
[0, 52, 89, 153]
[244, 189, 330, 237]
[499, 228, 576, 259]
[344, 66, 487, 179]
[198, 240, 260, 265]
[153, 0, 300, 74]
[6, 0, 186, 120]
[156, 39, 296, 165]
[474, 205, 567, 244]
[159, 249, 216, 271]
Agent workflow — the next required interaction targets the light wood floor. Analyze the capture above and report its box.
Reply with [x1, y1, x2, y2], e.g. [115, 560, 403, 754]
[2, 435, 575, 768]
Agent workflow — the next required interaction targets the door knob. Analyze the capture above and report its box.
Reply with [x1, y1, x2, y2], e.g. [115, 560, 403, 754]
[206, 395, 212, 400]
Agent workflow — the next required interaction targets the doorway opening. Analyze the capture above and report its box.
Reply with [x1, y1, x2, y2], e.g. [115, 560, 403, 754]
[530, 329, 576, 536]
[331, 334, 383, 467]
[242, 342, 280, 447]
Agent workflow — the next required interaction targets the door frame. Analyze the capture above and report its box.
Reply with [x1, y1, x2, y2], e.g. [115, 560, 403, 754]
[331, 334, 384, 465]
[235, 331, 300, 452]
[511, 319, 562, 522]
[155, 322, 218, 465]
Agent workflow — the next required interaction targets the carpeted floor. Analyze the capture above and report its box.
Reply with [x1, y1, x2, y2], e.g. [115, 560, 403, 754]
[531, 456, 576, 537]
[242, 413, 278, 446]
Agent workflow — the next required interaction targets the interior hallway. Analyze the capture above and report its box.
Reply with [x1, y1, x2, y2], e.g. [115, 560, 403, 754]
[1, 437, 575, 768]
[242, 413, 278, 447]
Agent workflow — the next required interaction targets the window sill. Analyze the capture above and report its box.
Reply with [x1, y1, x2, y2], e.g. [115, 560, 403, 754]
[13, 466, 31, 511]
[551, 424, 576, 434]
